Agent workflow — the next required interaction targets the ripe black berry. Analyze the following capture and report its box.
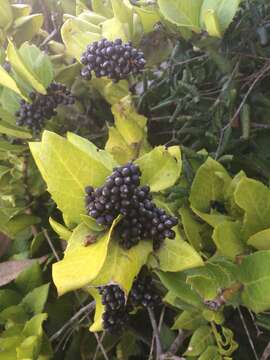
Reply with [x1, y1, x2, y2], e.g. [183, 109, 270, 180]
[15, 82, 75, 134]
[85, 162, 178, 250]
[80, 38, 146, 83]
[98, 285, 128, 332]
[128, 270, 161, 309]
[85, 162, 142, 227]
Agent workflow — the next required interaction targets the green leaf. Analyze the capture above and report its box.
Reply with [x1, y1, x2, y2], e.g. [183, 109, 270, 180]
[52, 221, 117, 295]
[191, 207, 231, 228]
[16, 335, 41, 360]
[248, 228, 270, 250]
[239, 250, 270, 312]
[0, 119, 31, 139]
[11, 4, 31, 18]
[179, 207, 204, 251]
[0, 290, 21, 312]
[184, 325, 214, 356]
[13, 14, 44, 45]
[92, 78, 129, 105]
[22, 284, 50, 315]
[198, 346, 222, 360]
[213, 221, 246, 259]
[157, 0, 203, 32]
[157, 271, 203, 310]
[213, 326, 238, 356]
[29, 131, 112, 226]
[101, 17, 130, 42]
[105, 96, 150, 164]
[0, 65, 26, 99]
[111, 0, 133, 31]
[172, 310, 206, 330]
[190, 157, 231, 212]
[154, 232, 203, 272]
[92, 0, 113, 18]
[7, 41, 47, 95]
[67, 132, 117, 171]
[61, 18, 101, 62]
[88, 287, 104, 332]
[234, 178, 270, 240]
[187, 257, 237, 300]
[78, 11, 107, 25]
[136, 146, 181, 192]
[49, 218, 72, 241]
[23, 313, 47, 337]
[200, 0, 241, 34]
[15, 262, 43, 296]
[80, 214, 105, 232]
[91, 239, 152, 295]
[0, 0, 13, 30]
[135, 7, 161, 33]
[203, 9, 222, 37]
[19, 43, 54, 89]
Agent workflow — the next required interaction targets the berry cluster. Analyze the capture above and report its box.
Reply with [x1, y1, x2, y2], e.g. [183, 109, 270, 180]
[99, 285, 128, 333]
[128, 270, 161, 309]
[99, 270, 161, 332]
[85, 162, 141, 227]
[85, 162, 178, 250]
[16, 82, 75, 134]
[80, 38, 146, 83]
[117, 185, 178, 250]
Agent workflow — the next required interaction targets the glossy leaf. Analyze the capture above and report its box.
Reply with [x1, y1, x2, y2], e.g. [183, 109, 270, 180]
[53, 221, 116, 295]
[154, 233, 203, 272]
[136, 146, 181, 192]
[184, 325, 214, 356]
[190, 157, 231, 212]
[157, 271, 203, 310]
[49, 218, 72, 242]
[213, 221, 246, 259]
[200, 0, 241, 34]
[7, 41, 47, 95]
[88, 288, 104, 332]
[29, 131, 112, 226]
[91, 239, 152, 295]
[0, 0, 13, 30]
[172, 310, 206, 330]
[19, 43, 54, 89]
[0, 65, 26, 99]
[157, 0, 203, 31]
[13, 14, 44, 45]
[239, 250, 270, 312]
[234, 178, 270, 240]
[248, 228, 270, 250]
[187, 257, 238, 300]
[61, 19, 101, 62]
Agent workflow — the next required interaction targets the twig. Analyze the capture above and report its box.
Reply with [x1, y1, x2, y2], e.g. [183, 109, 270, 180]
[148, 307, 163, 360]
[238, 307, 259, 360]
[42, 228, 60, 261]
[40, 28, 58, 48]
[93, 332, 109, 360]
[169, 330, 185, 355]
[93, 332, 106, 360]
[50, 301, 95, 342]
[248, 310, 263, 337]
[215, 62, 270, 159]
[148, 307, 165, 360]
[261, 342, 270, 360]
